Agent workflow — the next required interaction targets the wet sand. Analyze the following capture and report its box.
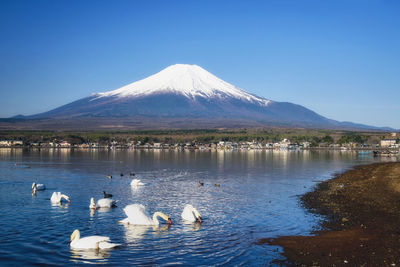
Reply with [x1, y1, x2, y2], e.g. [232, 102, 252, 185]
[259, 162, 400, 266]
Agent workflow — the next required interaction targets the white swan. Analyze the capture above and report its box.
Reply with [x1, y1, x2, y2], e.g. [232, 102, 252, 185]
[119, 204, 171, 225]
[32, 182, 46, 193]
[89, 197, 117, 210]
[130, 179, 146, 187]
[181, 204, 202, 223]
[70, 229, 120, 250]
[51, 192, 70, 204]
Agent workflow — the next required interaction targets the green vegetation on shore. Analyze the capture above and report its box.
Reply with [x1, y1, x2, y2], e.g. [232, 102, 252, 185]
[0, 128, 396, 147]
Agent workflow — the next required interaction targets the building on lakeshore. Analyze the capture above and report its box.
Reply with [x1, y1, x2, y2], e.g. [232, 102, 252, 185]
[59, 141, 71, 148]
[380, 139, 397, 148]
[0, 140, 23, 147]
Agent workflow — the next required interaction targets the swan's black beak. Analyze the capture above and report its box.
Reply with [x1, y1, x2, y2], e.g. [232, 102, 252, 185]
[168, 218, 172, 225]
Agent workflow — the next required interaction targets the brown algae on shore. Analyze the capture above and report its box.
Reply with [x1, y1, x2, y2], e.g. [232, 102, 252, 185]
[259, 162, 400, 266]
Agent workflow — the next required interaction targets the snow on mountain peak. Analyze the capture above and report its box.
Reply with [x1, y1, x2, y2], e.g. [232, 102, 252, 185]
[95, 64, 271, 106]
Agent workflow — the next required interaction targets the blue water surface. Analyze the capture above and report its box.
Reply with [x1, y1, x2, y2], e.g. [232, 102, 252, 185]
[0, 148, 394, 266]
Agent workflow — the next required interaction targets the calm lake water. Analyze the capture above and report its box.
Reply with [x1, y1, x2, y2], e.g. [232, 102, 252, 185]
[0, 148, 396, 266]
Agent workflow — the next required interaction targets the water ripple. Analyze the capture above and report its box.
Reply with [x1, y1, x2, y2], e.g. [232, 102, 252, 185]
[0, 149, 392, 265]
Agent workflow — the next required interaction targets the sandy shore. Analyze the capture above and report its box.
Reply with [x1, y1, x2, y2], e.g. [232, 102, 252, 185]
[258, 162, 400, 266]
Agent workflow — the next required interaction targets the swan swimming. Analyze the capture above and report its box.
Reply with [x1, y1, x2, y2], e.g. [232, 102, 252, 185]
[50, 192, 70, 204]
[32, 182, 46, 193]
[119, 204, 171, 225]
[70, 229, 120, 250]
[130, 179, 146, 187]
[89, 197, 117, 210]
[181, 204, 202, 223]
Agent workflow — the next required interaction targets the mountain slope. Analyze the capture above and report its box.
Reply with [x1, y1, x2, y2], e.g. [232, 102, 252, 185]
[21, 64, 387, 130]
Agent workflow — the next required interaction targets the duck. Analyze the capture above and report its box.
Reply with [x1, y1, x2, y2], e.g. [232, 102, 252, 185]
[70, 229, 120, 250]
[50, 192, 70, 204]
[214, 183, 220, 187]
[106, 174, 112, 179]
[181, 204, 202, 223]
[129, 172, 135, 176]
[120, 173, 124, 177]
[130, 179, 146, 187]
[103, 191, 113, 198]
[32, 182, 46, 194]
[119, 204, 171, 225]
[198, 181, 204, 187]
[89, 197, 117, 210]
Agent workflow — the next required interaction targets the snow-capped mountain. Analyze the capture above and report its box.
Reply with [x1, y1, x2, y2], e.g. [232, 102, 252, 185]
[20, 64, 386, 130]
[95, 64, 271, 106]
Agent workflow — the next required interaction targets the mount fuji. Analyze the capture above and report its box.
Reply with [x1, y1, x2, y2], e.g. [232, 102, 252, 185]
[12, 64, 387, 130]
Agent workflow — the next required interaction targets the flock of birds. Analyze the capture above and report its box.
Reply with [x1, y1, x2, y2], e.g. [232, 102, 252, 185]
[31, 173, 206, 251]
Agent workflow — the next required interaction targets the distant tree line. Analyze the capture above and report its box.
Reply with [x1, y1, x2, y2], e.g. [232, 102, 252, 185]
[0, 129, 392, 146]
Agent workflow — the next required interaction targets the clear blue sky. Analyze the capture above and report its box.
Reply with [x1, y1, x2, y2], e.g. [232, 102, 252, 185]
[1, 0, 399, 129]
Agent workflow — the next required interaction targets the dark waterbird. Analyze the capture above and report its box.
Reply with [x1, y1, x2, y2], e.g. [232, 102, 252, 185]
[198, 181, 204, 187]
[130, 172, 135, 176]
[103, 191, 113, 198]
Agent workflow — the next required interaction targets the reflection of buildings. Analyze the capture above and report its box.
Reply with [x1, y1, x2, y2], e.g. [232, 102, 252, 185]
[153, 149, 162, 162]
[0, 148, 23, 159]
[60, 148, 71, 161]
[216, 150, 225, 171]
[272, 149, 289, 168]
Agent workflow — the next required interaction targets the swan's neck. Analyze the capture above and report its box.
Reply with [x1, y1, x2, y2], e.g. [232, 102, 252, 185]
[193, 208, 201, 219]
[152, 212, 168, 225]
[71, 230, 80, 243]
[89, 198, 96, 209]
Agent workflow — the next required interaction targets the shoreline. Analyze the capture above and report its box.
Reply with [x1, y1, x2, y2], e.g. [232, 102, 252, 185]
[259, 161, 400, 266]
[0, 146, 399, 151]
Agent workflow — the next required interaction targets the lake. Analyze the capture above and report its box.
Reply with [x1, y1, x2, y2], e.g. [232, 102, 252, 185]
[0, 148, 395, 266]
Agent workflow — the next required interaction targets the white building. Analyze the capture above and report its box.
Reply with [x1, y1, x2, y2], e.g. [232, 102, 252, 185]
[0, 140, 23, 147]
[302, 142, 311, 148]
[153, 143, 162, 148]
[59, 141, 71, 148]
[0, 140, 11, 147]
[380, 139, 396, 148]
